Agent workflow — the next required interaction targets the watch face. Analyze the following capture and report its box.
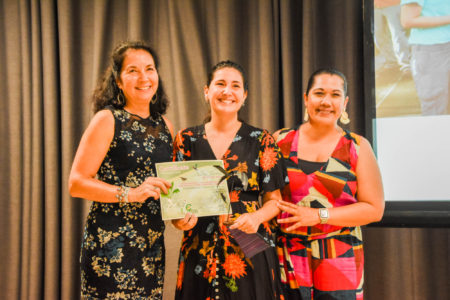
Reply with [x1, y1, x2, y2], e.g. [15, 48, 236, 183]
[320, 209, 328, 218]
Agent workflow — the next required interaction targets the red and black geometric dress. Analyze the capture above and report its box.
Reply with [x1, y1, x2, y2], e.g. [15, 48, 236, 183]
[276, 128, 364, 300]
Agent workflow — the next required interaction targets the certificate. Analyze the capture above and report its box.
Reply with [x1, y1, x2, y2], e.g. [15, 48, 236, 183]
[155, 160, 231, 220]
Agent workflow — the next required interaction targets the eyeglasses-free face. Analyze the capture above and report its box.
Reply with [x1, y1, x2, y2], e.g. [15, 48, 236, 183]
[116, 49, 159, 107]
[204, 67, 248, 117]
[304, 74, 348, 126]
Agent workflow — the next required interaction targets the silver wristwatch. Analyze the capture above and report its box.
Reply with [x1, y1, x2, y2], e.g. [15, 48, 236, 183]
[318, 208, 329, 224]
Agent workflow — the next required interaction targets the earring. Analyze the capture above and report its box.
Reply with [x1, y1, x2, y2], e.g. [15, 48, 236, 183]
[116, 90, 125, 106]
[340, 111, 350, 124]
[151, 93, 158, 104]
[303, 110, 309, 122]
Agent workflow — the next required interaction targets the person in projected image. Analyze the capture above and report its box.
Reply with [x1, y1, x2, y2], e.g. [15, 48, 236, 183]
[68, 41, 173, 299]
[274, 68, 385, 299]
[374, 0, 411, 74]
[171, 60, 287, 300]
[400, 0, 450, 115]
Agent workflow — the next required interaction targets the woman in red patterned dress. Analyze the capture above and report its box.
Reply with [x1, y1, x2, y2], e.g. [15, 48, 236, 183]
[171, 60, 287, 300]
[274, 68, 385, 299]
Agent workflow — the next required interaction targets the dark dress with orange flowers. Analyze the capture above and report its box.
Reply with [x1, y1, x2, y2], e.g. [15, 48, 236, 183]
[173, 123, 287, 300]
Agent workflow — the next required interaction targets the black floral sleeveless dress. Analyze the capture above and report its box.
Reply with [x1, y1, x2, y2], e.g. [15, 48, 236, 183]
[80, 107, 172, 299]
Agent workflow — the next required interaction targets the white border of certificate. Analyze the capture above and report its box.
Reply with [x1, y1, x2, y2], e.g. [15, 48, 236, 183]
[155, 160, 231, 220]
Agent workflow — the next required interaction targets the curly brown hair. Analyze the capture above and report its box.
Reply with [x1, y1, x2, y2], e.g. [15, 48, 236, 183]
[92, 40, 169, 118]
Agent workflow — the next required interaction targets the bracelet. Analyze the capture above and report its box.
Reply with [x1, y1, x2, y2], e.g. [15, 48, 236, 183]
[116, 185, 130, 203]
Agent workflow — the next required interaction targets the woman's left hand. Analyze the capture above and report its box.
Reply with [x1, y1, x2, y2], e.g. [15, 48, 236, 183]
[229, 212, 261, 234]
[277, 200, 321, 230]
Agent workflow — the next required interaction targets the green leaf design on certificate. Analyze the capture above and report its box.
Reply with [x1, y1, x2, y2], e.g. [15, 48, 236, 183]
[155, 160, 232, 220]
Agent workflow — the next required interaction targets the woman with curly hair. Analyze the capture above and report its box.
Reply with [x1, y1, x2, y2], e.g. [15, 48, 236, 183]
[69, 40, 173, 299]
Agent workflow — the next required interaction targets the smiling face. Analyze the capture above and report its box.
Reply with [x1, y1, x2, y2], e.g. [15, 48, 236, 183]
[116, 49, 159, 106]
[204, 67, 248, 117]
[304, 74, 348, 126]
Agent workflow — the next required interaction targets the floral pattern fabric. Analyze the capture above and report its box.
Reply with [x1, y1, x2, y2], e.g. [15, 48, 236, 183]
[276, 128, 364, 300]
[80, 107, 172, 299]
[173, 123, 287, 300]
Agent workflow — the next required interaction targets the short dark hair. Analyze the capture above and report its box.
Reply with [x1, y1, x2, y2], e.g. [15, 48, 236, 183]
[305, 68, 348, 97]
[92, 40, 169, 118]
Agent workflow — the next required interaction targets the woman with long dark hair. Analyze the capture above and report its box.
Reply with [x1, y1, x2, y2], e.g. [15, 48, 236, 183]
[69, 41, 173, 299]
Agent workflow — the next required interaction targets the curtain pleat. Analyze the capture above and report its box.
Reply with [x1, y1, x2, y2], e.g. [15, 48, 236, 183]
[0, 1, 448, 299]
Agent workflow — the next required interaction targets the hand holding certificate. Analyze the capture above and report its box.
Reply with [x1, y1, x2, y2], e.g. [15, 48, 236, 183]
[155, 160, 231, 220]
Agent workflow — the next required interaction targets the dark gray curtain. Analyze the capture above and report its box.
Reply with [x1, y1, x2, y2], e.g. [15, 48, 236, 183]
[0, 0, 447, 299]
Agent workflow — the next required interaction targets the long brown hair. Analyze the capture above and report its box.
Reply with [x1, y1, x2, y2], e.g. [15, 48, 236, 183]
[92, 41, 169, 118]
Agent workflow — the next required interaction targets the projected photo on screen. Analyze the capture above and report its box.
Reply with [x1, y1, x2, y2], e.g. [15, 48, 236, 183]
[373, 0, 450, 202]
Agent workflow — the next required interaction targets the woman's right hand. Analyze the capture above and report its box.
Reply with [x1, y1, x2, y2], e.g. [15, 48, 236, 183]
[277, 200, 321, 230]
[172, 213, 198, 231]
[128, 177, 171, 203]
[218, 214, 234, 228]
